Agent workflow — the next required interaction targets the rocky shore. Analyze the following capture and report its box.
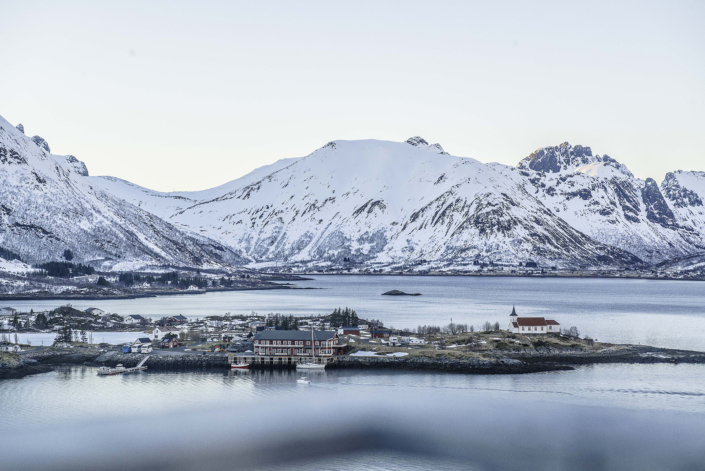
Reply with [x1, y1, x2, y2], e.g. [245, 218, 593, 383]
[92, 351, 231, 370]
[6, 342, 705, 380]
[330, 354, 571, 374]
[0, 352, 52, 379]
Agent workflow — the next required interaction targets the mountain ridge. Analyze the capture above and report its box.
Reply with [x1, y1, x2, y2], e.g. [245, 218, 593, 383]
[3, 114, 705, 274]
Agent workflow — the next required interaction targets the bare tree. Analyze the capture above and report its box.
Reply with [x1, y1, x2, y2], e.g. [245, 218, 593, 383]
[482, 321, 493, 332]
[493, 322, 500, 332]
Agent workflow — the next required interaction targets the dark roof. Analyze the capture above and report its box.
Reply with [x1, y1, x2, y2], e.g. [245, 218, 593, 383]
[370, 329, 393, 333]
[172, 315, 188, 321]
[255, 330, 337, 341]
[160, 337, 177, 342]
[135, 338, 151, 343]
[340, 326, 360, 330]
[516, 317, 547, 327]
[128, 315, 144, 319]
[546, 320, 560, 325]
[510, 306, 517, 316]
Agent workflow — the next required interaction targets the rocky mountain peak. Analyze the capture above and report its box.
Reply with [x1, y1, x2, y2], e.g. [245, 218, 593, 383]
[405, 136, 447, 154]
[517, 142, 632, 177]
[661, 171, 704, 208]
[63, 155, 89, 176]
[15, 123, 24, 134]
[31, 135, 50, 153]
[406, 136, 429, 147]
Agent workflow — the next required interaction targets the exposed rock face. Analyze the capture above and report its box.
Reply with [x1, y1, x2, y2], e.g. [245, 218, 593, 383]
[63, 155, 89, 176]
[519, 142, 594, 173]
[642, 178, 677, 228]
[661, 172, 704, 208]
[31, 135, 50, 153]
[15, 123, 24, 134]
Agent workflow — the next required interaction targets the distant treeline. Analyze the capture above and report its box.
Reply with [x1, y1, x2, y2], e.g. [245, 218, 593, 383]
[0, 246, 22, 262]
[34, 261, 95, 278]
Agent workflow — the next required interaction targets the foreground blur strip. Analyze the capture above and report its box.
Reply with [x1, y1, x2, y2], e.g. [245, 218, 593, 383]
[1, 390, 704, 471]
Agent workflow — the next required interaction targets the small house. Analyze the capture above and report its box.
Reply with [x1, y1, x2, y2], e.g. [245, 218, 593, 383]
[0, 342, 22, 353]
[84, 307, 105, 316]
[124, 315, 145, 325]
[338, 326, 360, 336]
[154, 326, 180, 340]
[370, 329, 393, 339]
[132, 337, 152, 348]
[160, 337, 179, 348]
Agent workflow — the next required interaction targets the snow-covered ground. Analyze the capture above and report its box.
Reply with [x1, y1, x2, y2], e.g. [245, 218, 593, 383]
[8, 331, 151, 346]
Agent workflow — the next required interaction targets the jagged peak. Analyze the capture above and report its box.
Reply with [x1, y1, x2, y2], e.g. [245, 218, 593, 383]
[517, 142, 632, 178]
[406, 136, 429, 147]
[53, 154, 89, 176]
[406, 136, 448, 154]
[31, 135, 50, 153]
[15, 123, 24, 134]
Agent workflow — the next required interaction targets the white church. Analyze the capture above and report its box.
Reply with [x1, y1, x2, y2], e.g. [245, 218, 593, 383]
[507, 306, 560, 335]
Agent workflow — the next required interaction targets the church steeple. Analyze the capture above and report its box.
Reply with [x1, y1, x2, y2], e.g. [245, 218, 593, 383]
[510, 305, 517, 317]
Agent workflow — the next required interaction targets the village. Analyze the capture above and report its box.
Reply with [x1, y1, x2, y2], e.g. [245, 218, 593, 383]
[2, 303, 594, 367]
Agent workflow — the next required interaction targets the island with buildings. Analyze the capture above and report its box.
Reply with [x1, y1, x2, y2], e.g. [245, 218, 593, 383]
[3, 304, 705, 379]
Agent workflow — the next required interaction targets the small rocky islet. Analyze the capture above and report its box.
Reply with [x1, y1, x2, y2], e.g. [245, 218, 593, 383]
[382, 290, 422, 296]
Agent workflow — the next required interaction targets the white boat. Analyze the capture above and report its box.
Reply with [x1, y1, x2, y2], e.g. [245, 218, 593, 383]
[296, 327, 326, 371]
[296, 377, 311, 384]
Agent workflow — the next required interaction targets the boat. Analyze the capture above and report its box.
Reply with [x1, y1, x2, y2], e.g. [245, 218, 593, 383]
[231, 360, 249, 369]
[296, 327, 326, 370]
[296, 377, 311, 384]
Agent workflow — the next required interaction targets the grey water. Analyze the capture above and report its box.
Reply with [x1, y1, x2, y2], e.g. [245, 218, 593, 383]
[4, 275, 705, 469]
[8, 275, 705, 351]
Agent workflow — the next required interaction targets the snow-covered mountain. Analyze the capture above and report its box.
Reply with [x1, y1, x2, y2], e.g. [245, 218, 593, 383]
[5, 111, 705, 273]
[490, 142, 705, 264]
[155, 137, 639, 269]
[0, 116, 245, 271]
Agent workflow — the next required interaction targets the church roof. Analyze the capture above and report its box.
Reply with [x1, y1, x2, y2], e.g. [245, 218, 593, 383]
[510, 306, 517, 316]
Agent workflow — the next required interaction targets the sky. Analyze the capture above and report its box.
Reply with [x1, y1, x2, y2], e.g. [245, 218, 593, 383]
[1, 0, 703, 192]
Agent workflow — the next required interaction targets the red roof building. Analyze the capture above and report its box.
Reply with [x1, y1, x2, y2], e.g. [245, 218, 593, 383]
[507, 307, 560, 334]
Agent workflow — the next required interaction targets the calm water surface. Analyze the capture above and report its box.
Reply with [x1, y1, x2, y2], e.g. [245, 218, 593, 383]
[7, 275, 705, 350]
[2, 364, 704, 432]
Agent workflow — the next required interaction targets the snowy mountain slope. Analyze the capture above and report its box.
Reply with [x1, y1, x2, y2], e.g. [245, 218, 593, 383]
[489, 142, 705, 264]
[165, 137, 640, 268]
[0, 116, 245, 270]
[87, 157, 302, 222]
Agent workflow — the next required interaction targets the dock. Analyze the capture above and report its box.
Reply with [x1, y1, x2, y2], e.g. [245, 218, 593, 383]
[97, 355, 150, 376]
[230, 353, 334, 368]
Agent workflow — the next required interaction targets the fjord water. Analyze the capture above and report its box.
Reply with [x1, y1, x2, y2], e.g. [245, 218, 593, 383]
[4, 275, 705, 470]
[9, 275, 705, 351]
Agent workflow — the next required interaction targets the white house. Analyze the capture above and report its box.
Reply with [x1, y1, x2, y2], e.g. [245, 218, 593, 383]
[409, 338, 426, 345]
[186, 285, 200, 291]
[125, 315, 145, 325]
[507, 306, 560, 335]
[84, 307, 105, 316]
[153, 326, 180, 340]
[0, 342, 22, 352]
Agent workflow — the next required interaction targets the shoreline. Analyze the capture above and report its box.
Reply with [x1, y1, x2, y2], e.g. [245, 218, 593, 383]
[262, 271, 705, 282]
[6, 343, 704, 379]
[0, 283, 303, 302]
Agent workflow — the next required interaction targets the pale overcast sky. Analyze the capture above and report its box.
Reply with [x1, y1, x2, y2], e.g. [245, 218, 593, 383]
[1, 1, 703, 191]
